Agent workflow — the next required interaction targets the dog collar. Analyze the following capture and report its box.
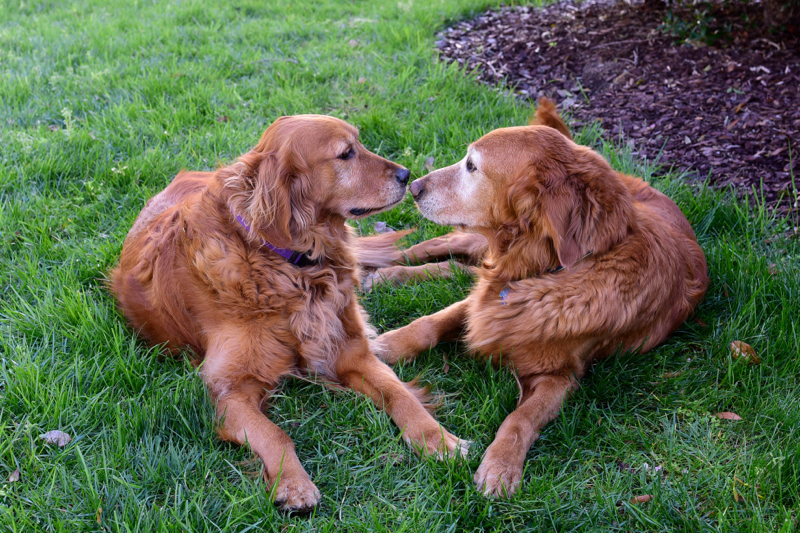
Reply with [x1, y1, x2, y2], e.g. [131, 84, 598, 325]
[232, 211, 317, 267]
[500, 250, 593, 304]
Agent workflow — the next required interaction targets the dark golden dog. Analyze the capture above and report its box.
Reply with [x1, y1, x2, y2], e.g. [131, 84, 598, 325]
[375, 100, 708, 497]
[110, 115, 467, 512]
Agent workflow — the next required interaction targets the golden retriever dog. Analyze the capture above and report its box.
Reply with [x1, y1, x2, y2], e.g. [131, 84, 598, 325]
[374, 99, 708, 497]
[109, 115, 467, 512]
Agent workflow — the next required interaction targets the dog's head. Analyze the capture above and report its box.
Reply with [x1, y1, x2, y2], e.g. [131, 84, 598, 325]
[411, 126, 634, 275]
[223, 114, 409, 247]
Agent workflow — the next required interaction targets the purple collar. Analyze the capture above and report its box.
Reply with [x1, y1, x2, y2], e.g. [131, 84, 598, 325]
[232, 211, 316, 267]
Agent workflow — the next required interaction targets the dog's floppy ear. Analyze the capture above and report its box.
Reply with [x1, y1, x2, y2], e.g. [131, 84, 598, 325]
[508, 158, 587, 269]
[542, 179, 584, 269]
[506, 161, 586, 269]
[224, 151, 294, 248]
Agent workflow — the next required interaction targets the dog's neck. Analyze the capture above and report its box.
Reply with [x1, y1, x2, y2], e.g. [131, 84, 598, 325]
[211, 184, 354, 269]
[231, 209, 318, 266]
[475, 224, 571, 282]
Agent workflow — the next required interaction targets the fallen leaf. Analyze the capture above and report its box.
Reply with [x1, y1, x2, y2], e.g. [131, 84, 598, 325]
[617, 460, 635, 473]
[348, 39, 359, 47]
[357, 77, 366, 84]
[715, 412, 743, 420]
[693, 317, 707, 327]
[424, 156, 435, 172]
[9, 468, 20, 482]
[216, 115, 230, 123]
[40, 430, 72, 447]
[379, 453, 404, 465]
[768, 263, 778, 276]
[373, 221, 394, 234]
[730, 341, 760, 365]
[96, 506, 102, 524]
[629, 494, 653, 504]
[442, 353, 450, 374]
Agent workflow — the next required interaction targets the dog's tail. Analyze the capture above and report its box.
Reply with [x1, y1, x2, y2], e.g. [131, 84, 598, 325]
[529, 97, 573, 141]
[354, 229, 413, 268]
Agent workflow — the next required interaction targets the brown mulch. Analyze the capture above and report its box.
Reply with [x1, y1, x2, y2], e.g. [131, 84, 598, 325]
[437, 1, 800, 209]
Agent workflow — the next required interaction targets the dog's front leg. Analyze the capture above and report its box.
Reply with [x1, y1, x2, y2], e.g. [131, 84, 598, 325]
[374, 299, 469, 364]
[336, 337, 468, 459]
[474, 372, 581, 498]
[399, 232, 488, 265]
[210, 377, 320, 512]
[364, 261, 475, 292]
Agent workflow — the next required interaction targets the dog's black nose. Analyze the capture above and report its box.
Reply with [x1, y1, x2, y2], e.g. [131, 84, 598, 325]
[410, 179, 424, 199]
[395, 168, 410, 186]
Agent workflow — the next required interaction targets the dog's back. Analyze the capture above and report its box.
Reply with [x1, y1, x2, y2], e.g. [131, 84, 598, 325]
[531, 98, 707, 320]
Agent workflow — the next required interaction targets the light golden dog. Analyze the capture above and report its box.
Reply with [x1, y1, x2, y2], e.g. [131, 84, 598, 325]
[374, 99, 708, 497]
[110, 115, 467, 512]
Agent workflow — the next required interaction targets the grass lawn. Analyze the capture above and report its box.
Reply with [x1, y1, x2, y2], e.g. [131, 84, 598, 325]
[1, 0, 799, 530]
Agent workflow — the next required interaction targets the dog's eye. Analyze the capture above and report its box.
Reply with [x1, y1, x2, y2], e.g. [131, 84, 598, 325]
[338, 148, 354, 160]
[466, 158, 476, 172]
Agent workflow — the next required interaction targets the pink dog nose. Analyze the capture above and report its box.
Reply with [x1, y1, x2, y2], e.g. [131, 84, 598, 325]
[410, 178, 425, 199]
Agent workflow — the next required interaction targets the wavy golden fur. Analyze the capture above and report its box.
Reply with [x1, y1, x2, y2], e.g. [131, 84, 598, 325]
[375, 99, 708, 498]
[110, 115, 467, 513]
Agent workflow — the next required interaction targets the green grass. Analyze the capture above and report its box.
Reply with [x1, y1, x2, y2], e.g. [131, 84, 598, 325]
[1, 0, 799, 531]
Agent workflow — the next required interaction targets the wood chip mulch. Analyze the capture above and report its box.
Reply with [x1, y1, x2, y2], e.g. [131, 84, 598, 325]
[437, 1, 800, 209]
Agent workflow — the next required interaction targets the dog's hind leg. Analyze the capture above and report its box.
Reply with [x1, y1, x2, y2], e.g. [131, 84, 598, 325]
[399, 232, 488, 266]
[363, 261, 476, 292]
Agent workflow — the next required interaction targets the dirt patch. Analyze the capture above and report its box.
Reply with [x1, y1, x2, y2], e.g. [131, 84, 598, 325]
[437, 1, 800, 209]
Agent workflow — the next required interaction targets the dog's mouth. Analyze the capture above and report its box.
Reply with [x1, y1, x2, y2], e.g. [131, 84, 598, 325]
[349, 204, 394, 218]
[348, 191, 405, 219]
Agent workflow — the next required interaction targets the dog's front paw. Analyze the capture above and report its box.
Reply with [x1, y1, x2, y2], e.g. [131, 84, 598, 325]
[474, 453, 523, 498]
[270, 471, 321, 513]
[404, 424, 470, 460]
[437, 430, 471, 460]
[373, 331, 403, 365]
[362, 272, 380, 293]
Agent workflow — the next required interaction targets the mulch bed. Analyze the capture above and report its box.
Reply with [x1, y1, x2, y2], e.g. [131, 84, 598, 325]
[437, 0, 800, 209]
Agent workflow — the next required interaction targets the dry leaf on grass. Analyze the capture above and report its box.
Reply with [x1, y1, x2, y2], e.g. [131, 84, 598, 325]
[348, 39, 359, 47]
[715, 412, 743, 420]
[40, 430, 72, 447]
[8, 468, 20, 482]
[730, 341, 760, 365]
[424, 156, 435, 172]
[373, 221, 394, 234]
[629, 494, 653, 504]
[357, 77, 367, 84]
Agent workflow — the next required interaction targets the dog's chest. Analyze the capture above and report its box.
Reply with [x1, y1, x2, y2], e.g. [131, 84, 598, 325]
[466, 281, 572, 375]
[281, 265, 355, 376]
